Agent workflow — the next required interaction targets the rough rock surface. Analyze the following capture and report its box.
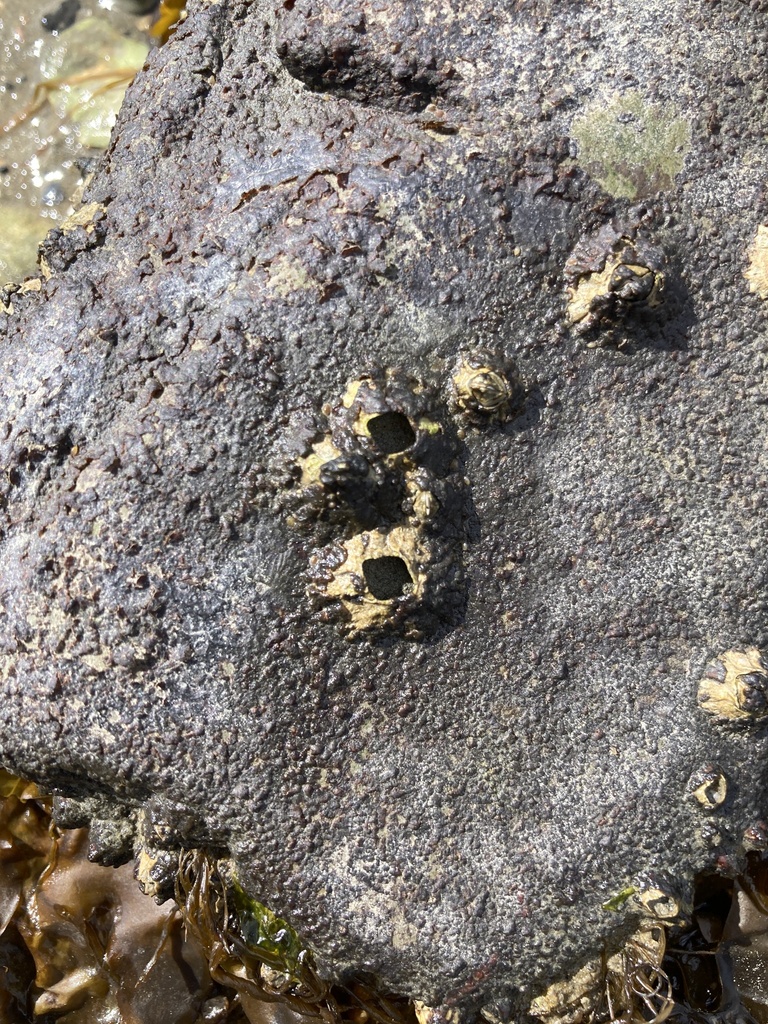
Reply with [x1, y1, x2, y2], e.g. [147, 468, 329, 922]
[1, 0, 768, 1016]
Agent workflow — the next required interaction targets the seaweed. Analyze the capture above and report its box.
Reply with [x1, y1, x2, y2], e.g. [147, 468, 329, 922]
[176, 849, 416, 1024]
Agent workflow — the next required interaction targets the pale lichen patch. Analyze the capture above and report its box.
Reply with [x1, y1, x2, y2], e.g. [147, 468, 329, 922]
[266, 253, 315, 298]
[571, 91, 690, 200]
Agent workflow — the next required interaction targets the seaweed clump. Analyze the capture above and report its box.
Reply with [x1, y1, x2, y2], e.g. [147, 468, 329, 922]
[0, 771, 235, 1023]
[176, 849, 417, 1024]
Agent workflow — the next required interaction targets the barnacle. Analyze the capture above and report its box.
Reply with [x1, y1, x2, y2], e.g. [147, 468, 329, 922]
[743, 821, 768, 851]
[565, 231, 665, 337]
[687, 764, 728, 811]
[697, 648, 768, 723]
[452, 349, 524, 425]
[311, 526, 426, 632]
[630, 883, 685, 924]
[293, 371, 467, 636]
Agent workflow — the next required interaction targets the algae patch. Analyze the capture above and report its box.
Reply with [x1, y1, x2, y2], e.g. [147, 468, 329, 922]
[571, 91, 691, 200]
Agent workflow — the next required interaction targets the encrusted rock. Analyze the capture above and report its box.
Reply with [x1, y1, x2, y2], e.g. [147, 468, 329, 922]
[1, 0, 768, 1017]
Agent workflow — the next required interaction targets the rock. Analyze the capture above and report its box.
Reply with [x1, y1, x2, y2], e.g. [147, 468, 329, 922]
[0, 0, 767, 1017]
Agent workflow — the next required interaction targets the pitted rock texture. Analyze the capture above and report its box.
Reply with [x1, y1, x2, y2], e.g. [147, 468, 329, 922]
[1, 0, 768, 1017]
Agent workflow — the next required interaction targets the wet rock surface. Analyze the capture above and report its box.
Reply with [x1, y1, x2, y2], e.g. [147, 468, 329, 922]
[0, 0, 767, 1016]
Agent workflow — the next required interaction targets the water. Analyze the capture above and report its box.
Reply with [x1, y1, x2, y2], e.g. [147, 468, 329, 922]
[0, 0, 151, 282]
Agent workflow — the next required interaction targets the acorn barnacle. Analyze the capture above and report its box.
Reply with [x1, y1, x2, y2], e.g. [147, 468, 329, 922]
[697, 648, 768, 723]
[687, 764, 727, 811]
[565, 228, 665, 337]
[452, 348, 523, 426]
[630, 878, 685, 923]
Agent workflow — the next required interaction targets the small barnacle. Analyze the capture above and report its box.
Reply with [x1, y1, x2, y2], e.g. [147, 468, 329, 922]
[407, 475, 440, 524]
[134, 846, 179, 903]
[743, 820, 768, 851]
[415, 1003, 462, 1024]
[687, 764, 728, 811]
[630, 878, 684, 922]
[697, 647, 768, 723]
[452, 348, 523, 425]
[565, 230, 665, 337]
[608, 260, 658, 304]
[288, 425, 381, 531]
[260, 963, 293, 994]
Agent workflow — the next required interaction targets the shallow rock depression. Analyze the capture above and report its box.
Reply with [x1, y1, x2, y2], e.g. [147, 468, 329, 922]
[1, 0, 768, 1018]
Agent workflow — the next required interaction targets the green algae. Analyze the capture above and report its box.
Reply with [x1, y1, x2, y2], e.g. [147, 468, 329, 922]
[231, 881, 307, 978]
[602, 886, 638, 912]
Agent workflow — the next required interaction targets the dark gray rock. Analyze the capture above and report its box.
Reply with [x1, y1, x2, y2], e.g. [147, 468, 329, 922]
[1, 0, 768, 1016]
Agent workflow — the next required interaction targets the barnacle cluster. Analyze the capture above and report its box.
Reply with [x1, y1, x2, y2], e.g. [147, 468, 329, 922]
[285, 371, 467, 637]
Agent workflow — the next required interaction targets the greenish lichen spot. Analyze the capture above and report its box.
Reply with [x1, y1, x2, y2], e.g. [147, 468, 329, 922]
[571, 91, 691, 200]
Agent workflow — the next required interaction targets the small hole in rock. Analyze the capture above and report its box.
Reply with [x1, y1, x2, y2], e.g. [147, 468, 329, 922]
[362, 556, 413, 600]
[366, 411, 416, 454]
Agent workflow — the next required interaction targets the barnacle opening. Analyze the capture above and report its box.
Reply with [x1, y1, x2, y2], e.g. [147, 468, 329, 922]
[365, 411, 416, 454]
[363, 555, 413, 600]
